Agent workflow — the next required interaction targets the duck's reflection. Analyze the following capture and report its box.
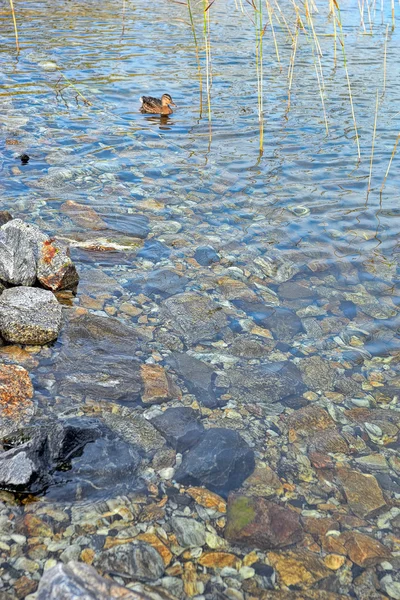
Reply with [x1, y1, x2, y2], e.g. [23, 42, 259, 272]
[144, 115, 174, 130]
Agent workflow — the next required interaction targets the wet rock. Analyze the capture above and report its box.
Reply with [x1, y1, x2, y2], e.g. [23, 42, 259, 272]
[298, 356, 337, 392]
[194, 246, 219, 266]
[308, 429, 350, 454]
[0, 218, 45, 285]
[287, 405, 335, 437]
[53, 312, 144, 403]
[277, 281, 315, 300]
[94, 541, 165, 582]
[104, 212, 150, 239]
[37, 237, 79, 291]
[0, 286, 62, 345]
[140, 364, 181, 405]
[151, 407, 204, 452]
[0, 364, 34, 438]
[267, 550, 332, 589]
[0, 436, 49, 491]
[241, 464, 283, 497]
[175, 428, 255, 496]
[229, 335, 273, 358]
[341, 532, 391, 567]
[36, 561, 151, 600]
[255, 307, 303, 341]
[104, 410, 165, 456]
[256, 592, 347, 600]
[137, 239, 170, 263]
[254, 255, 299, 283]
[186, 487, 227, 512]
[166, 352, 224, 408]
[170, 517, 206, 548]
[144, 269, 189, 299]
[0, 211, 13, 226]
[61, 200, 108, 230]
[337, 468, 386, 518]
[229, 361, 305, 406]
[225, 495, 303, 550]
[163, 292, 228, 346]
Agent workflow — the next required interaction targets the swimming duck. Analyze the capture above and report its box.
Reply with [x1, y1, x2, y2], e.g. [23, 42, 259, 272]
[140, 93, 176, 115]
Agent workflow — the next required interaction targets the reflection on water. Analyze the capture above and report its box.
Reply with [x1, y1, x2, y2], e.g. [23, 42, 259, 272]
[0, 0, 400, 596]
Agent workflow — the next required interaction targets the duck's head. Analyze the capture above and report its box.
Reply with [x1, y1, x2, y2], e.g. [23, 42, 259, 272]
[161, 93, 176, 107]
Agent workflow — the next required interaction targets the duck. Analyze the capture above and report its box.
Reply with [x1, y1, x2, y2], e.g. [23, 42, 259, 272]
[139, 93, 176, 115]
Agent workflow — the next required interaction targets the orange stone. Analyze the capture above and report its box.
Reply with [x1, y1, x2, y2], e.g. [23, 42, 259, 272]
[268, 550, 332, 589]
[140, 364, 181, 404]
[23, 514, 53, 538]
[198, 552, 241, 569]
[0, 364, 34, 437]
[341, 532, 391, 567]
[61, 200, 107, 230]
[324, 554, 346, 570]
[136, 533, 173, 566]
[80, 548, 95, 564]
[187, 487, 227, 513]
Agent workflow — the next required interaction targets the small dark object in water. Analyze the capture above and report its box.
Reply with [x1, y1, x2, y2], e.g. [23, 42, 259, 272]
[140, 93, 176, 115]
[20, 153, 30, 164]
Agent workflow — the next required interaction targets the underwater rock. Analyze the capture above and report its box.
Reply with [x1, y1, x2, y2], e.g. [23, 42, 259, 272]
[36, 561, 155, 600]
[194, 246, 219, 266]
[151, 407, 205, 453]
[175, 428, 255, 496]
[225, 495, 303, 550]
[170, 517, 206, 548]
[166, 352, 224, 408]
[0, 363, 34, 438]
[0, 286, 62, 345]
[140, 364, 181, 405]
[137, 239, 170, 263]
[94, 541, 165, 582]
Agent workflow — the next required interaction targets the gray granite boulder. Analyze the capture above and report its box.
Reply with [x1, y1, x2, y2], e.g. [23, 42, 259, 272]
[94, 541, 165, 582]
[0, 219, 45, 285]
[0, 286, 62, 344]
[36, 561, 156, 600]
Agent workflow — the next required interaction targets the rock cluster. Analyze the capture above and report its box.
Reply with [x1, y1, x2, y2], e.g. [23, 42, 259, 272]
[0, 216, 78, 345]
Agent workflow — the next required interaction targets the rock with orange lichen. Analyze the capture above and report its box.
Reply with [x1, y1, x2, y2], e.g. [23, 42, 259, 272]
[140, 364, 181, 405]
[268, 550, 332, 589]
[186, 487, 226, 512]
[0, 363, 34, 438]
[287, 405, 335, 437]
[37, 237, 79, 291]
[136, 533, 173, 566]
[340, 532, 391, 567]
[256, 591, 348, 600]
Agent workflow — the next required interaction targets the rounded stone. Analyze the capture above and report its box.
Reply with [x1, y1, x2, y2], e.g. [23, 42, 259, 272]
[0, 286, 62, 345]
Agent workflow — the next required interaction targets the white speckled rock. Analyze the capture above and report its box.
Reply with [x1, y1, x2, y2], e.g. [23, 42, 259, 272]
[0, 286, 62, 344]
[0, 219, 46, 285]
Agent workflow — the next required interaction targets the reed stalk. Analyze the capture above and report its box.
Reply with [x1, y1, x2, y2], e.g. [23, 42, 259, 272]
[382, 24, 388, 97]
[391, 0, 395, 30]
[57, 71, 93, 106]
[334, 0, 361, 161]
[203, 0, 212, 123]
[367, 89, 379, 197]
[256, 0, 264, 153]
[9, 0, 19, 53]
[266, 0, 281, 71]
[187, 0, 203, 114]
[380, 131, 400, 193]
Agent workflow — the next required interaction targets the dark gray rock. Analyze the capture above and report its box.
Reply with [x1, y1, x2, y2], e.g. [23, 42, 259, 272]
[254, 306, 304, 341]
[103, 411, 165, 457]
[36, 561, 153, 600]
[0, 286, 62, 344]
[94, 541, 165, 582]
[175, 428, 255, 497]
[166, 352, 225, 408]
[52, 312, 145, 403]
[145, 270, 188, 299]
[194, 246, 219, 266]
[163, 293, 228, 346]
[137, 240, 170, 263]
[277, 281, 315, 300]
[0, 218, 46, 285]
[170, 517, 206, 547]
[229, 361, 305, 405]
[0, 211, 13, 227]
[151, 407, 205, 453]
[0, 435, 50, 492]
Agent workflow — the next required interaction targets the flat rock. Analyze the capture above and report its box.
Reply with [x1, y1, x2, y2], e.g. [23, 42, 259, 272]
[103, 212, 150, 239]
[0, 286, 62, 345]
[229, 361, 305, 405]
[103, 410, 165, 457]
[337, 468, 386, 518]
[36, 561, 154, 599]
[267, 550, 332, 589]
[287, 405, 335, 437]
[225, 495, 303, 550]
[340, 532, 391, 567]
[0, 219, 45, 285]
[253, 307, 303, 341]
[151, 407, 205, 453]
[37, 237, 79, 291]
[137, 240, 170, 263]
[175, 428, 255, 496]
[277, 281, 315, 300]
[142, 269, 188, 299]
[298, 355, 337, 392]
[0, 436, 48, 491]
[163, 292, 228, 346]
[170, 517, 206, 548]
[94, 541, 165, 582]
[166, 352, 225, 408]
[52, 312, 145, 403]
[0, 364, 34, 438]
[140, 364, 181, 405]
[257, 592, 348, 600]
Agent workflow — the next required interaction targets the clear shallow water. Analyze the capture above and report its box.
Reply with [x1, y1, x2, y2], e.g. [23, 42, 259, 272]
[0, 0, 400, 596]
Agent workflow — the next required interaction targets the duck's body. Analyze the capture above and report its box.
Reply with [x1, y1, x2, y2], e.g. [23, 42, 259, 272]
[140, 93, 176, 115]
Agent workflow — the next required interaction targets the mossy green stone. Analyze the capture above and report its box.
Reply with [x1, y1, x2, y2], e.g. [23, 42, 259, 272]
[225, 495, 256, 537]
